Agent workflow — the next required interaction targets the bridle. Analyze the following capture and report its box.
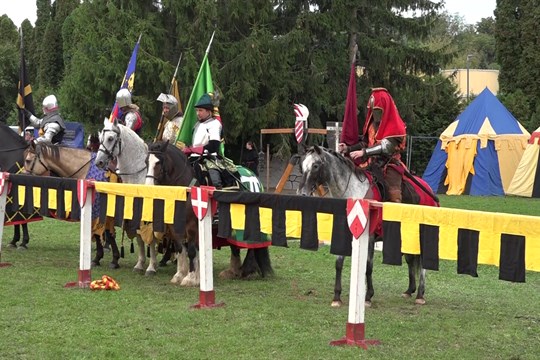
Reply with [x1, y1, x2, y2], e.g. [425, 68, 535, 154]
[145, 150, 164, 183]
[98, 128, 122, 164]
[26, 144, 49, 175]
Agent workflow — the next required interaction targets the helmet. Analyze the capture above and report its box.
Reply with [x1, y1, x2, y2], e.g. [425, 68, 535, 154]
[157, 93, 179, 120]
[42, 95, 58, 113]
[116, 88, 132, 108]
[194, 93, 214, 111]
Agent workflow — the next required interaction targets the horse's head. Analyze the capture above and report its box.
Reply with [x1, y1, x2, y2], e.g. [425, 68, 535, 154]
[297, 145, 330, 196]
[145, 141, 169, 185]
[95, 117, 121, 170]
[23, 142, 49, 176]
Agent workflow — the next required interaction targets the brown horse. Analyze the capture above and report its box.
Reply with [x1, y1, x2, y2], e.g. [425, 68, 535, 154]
[23, 142, 120, 268]
[145, 141, 273, 285]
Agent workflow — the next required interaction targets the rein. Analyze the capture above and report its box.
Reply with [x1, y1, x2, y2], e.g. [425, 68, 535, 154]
[27, 145, 49, 175]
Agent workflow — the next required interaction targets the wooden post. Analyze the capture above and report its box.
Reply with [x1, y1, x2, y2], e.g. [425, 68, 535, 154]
[0, 172, 11, 268]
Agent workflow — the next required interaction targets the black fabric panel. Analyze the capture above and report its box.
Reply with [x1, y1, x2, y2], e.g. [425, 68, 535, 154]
[39, 185, 49, 216]
[300, 210, 318, 251]
[457, 228, 479, 277]
[172, 200, 186, 237]
[330, 214, 352, 256]
[131, 197, 143, 225]
[70, 190, 80, 220]
[243, 204, 261, 242]
[152, 198, 165, 233]
[23, 184, 35, 215]
[114, 195, 125, 228]
[216, 202, 232, 239]
[271, 208, 287, 247]
[532, 152, 540, 198]
[420, 224, 439, 271]
[99, 193, 108, 224]
[499, 234, 526, 282]
[8, 181, 19, 213]
[382, 220, 402, 265]
[55, 189, 66, 219]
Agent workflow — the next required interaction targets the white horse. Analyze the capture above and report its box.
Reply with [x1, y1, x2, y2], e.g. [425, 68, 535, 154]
[94, 118, 164, 278]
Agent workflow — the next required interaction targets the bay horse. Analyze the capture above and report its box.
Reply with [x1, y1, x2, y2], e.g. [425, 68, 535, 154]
[297, 145, 439, 306]
[94, 118, 162, 277]
[0, 123, 34, 249]
[22, 141, 120, 268]
[145, 141, 273, 286]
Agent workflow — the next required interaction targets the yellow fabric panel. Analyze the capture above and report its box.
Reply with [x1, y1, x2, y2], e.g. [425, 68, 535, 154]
[496, 138, 527, 192]
[383, 202, 540, 271]
[95, 182, 187, 222]
[507, 139, 539, 197]
[444, 139, 477, 195]
[18, 186, 73, 212]
[230, 204, 334, 241]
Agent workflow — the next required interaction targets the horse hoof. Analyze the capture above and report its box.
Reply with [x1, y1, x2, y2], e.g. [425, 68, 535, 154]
[91, 261, 101, 267]
[17, 245, 28, 251]
[415, 298, 426, 305]
[133, 267, 144, 274]
[401, 292, 412, 298]
[159, 261, 168, 267]
[7, 243, 17, 249]
[145, 270, 157, 276]
[331, 301, 342, 308]
[109, 263, 120, 269]
[170, 275, 185, 284]
[365, 301, 372, 308]
[219, 269, 241, 279]
[180, 277, 199, 287]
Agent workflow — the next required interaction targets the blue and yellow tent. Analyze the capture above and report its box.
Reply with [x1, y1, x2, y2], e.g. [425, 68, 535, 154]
[507, 126, 540, 197]
[423, 88, 529, 196]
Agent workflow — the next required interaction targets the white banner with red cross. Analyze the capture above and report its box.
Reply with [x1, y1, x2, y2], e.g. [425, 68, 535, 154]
[0, 172, 6, 196]
[346, 198, 369, 239]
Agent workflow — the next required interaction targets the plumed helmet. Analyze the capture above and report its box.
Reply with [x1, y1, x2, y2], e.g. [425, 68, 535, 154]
[157, 93, 179, 120]
[116, 88, 132, 108]
[194, 93, 214, 111]
[42, 95, 58, 113]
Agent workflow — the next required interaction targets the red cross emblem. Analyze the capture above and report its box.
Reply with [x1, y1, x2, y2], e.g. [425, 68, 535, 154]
[346, 198, 369, 239]
[77, 179, 88, 207]
[191, 186, 211, 220]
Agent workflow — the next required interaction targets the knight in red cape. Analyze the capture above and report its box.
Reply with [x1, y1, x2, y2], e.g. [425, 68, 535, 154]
[339, 88, 407, 202]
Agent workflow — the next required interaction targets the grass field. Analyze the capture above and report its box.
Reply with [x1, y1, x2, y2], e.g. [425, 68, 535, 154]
[1, 195, 540, 359]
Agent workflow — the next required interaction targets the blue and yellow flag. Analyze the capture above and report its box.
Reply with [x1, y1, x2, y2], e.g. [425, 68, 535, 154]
[109, 36, 141, 122]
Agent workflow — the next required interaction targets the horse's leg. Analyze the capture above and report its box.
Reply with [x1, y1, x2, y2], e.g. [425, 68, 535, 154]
[415, 257, 426, 305]
[253, 247, 274, 278]
[240, 249, 259, 279]
[403, 254, 417, 299]
[180, 241, 199, 287]
[92, 234, 104, 267]
[133, 233, 146, 273]
[145, 238, 158, 276]
[106, 230, 120, 269]
[332, 255, 345, 307]
[159, 240, 173, 267]
[365, 237, 376, 307]
[20, 223, 29, 248]
[8, 224, 20, 248]
[219, 245, 242, 279]
[171, 243, 188, 284]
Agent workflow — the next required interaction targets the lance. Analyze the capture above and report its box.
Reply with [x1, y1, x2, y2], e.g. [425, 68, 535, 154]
[154, 53, 183, 142]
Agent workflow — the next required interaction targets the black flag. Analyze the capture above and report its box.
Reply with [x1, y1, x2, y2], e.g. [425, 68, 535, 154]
[16, 28, 35, 133]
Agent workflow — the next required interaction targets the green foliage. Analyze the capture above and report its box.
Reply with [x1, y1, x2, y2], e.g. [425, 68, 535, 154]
[0, 16, 18, 122]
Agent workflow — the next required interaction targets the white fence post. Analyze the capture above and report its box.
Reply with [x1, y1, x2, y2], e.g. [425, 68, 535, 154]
[331, 199, 380, 348]
[191, 187, 224, 309]
[65, 180, 93, 288]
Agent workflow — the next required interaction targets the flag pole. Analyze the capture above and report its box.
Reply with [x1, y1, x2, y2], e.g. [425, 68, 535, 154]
[205, 31, 215, 55]
[19, 28, 26, 134]
[154, 53, 183, 142]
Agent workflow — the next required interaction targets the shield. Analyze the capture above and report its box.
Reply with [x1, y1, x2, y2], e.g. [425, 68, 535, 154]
[191, 186, 210, 220]
[346, 198, 369, 239]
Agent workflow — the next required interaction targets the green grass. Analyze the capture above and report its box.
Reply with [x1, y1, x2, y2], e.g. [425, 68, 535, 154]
[1, 197, 540, 359]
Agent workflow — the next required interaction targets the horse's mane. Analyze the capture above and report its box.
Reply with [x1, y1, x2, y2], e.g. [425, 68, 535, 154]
[148, 141, 193, 186]
[309, 146, 366, 179]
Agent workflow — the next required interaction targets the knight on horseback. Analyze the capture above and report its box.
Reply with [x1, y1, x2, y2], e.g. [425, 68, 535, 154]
[183, 93, 239, 189]
[338, 88, 407, 203]
[24, 94, 66, 145]
[115, 88, 144, 136]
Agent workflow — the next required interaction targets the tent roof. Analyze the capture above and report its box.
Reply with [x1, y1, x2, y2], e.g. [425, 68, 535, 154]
[443, 87, 529, 138]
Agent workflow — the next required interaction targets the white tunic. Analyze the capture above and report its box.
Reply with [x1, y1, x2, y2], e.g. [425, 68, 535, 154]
[192, 117, 221, 155]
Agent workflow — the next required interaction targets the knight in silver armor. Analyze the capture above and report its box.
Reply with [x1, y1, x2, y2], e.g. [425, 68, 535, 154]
[116, 88, 143, 135]
[157, 93, 183, 143]
[25, 95, 66, 144]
